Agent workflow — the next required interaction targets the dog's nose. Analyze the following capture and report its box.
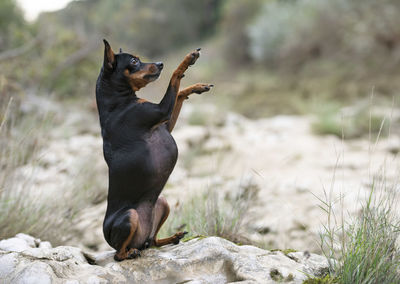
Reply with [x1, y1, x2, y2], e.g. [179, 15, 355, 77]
[156, 62, 163, 70]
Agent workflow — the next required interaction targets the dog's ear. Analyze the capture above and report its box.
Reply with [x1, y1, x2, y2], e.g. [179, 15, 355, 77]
[103, 39, 115, 71]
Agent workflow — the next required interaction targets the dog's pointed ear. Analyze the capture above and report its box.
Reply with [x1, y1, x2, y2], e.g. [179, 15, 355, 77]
[103, 39, 115, 71]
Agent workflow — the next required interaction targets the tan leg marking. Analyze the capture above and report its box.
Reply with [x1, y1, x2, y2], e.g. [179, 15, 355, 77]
[151, 197, 187, 247]
[169, 48, 201, 91]
[168, 83, 213, 132]
[114, 209, 139, 261]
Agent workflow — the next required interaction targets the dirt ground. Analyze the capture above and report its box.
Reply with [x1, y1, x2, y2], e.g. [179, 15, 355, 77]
[20, 98, 400, 253]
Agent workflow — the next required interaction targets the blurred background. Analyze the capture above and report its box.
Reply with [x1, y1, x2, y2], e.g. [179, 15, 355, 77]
[0, 0, 399, 253]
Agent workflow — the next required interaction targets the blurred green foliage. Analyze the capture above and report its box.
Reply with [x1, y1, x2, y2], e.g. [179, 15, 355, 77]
[0, 0, 28, 49]
[215, 0, 400, 119]
[1, 0, 222, 97]
[0, 0, 399, 121]
[219, 0, 263, 66]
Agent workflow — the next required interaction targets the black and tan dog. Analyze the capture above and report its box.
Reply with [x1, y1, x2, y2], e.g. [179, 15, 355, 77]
[96, 39, 213, 261]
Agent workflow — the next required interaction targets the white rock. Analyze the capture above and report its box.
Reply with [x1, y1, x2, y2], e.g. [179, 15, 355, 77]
[15, 234, 36, 248]
[11, 262, 54, 284]
[21, 246, 87, 263]
[0, 238, 32, 252]
[0, 253, 18, 278]
[38, 241, 52, 249]
[0, 234, 329, 283]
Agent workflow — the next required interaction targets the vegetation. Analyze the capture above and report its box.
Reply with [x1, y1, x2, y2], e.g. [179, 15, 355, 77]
[0, 98, 64, 242]
[1, 0, 223, 97]
[159, 181, 258, 245]
[311, 101, 390, 139]
[0, 96, 106, 244]
[303, 274, 339, 284]
[215, 0, 400, 121]
[318, 174, 400, 283]
[2, 0, 399, 115]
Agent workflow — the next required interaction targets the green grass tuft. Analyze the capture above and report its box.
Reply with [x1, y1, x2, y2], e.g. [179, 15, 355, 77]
[303, 274, 339, 284]
[319, 174, 400, 283]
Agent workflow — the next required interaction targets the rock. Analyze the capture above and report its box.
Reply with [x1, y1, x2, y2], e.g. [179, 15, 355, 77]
[38, 241, 52, 249]
[0, 234, 329, 283]
[0, 253, 18, 278]
[11, 262, 54, 284]
[15, 234, 37, 248]
[0, 237, 33, 252]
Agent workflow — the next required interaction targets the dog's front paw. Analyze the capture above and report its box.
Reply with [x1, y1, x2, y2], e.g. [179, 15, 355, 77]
[185, 48, 201, 66]
[193, 83, 214, 94]
[173, 231, 188, 245]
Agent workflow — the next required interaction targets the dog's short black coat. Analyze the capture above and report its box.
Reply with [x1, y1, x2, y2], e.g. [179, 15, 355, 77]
[95, 40, 212, 261]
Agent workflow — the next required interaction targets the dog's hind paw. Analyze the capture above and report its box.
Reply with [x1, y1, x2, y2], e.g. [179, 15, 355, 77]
[127, 248, 141, 259]
[173, 231, 188, 244]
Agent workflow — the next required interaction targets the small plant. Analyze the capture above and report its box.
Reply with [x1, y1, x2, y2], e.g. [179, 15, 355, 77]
[318, 174, 400, 283]
[303, 274, 339, 284]
[159, 179, 258, 245]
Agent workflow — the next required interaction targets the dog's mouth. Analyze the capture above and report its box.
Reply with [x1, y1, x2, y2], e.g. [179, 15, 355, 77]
[144, 71, 161, 82]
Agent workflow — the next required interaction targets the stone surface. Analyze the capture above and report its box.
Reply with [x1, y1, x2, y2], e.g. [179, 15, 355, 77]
[0, 234, 329, 283]
[0, 237, 34, 253]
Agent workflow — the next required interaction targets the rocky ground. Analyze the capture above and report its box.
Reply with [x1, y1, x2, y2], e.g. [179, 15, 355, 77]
[15, 97, 400, 253]
[0, 233, 329, 283]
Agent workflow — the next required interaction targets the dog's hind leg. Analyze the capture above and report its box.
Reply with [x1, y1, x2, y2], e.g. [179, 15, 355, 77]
[108, 209, 141, 261]
[146, 196, 187, 247]
[167, 83, 214, 132]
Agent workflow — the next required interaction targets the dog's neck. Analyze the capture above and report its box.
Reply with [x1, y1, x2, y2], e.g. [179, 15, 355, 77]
[98, 69, 136, 98]
[96, 71, 138, 130]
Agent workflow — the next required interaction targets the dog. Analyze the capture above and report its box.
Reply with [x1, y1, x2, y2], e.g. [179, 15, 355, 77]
[96, 39, 213, 261]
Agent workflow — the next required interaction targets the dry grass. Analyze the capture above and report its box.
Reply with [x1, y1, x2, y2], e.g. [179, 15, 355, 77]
[0, 97, 68, 243]
[159, 180, 259, 245]
[0, 96, 107, 245]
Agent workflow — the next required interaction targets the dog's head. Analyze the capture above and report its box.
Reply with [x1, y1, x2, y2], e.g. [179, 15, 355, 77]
[102, 39, 163, 92]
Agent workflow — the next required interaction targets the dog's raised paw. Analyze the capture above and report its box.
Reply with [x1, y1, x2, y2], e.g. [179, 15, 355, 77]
[186, 48, 201, 66]
[194, 83, 214, 94]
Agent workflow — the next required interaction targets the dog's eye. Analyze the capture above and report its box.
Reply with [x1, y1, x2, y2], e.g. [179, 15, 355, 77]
[130, 58, 139, 66]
